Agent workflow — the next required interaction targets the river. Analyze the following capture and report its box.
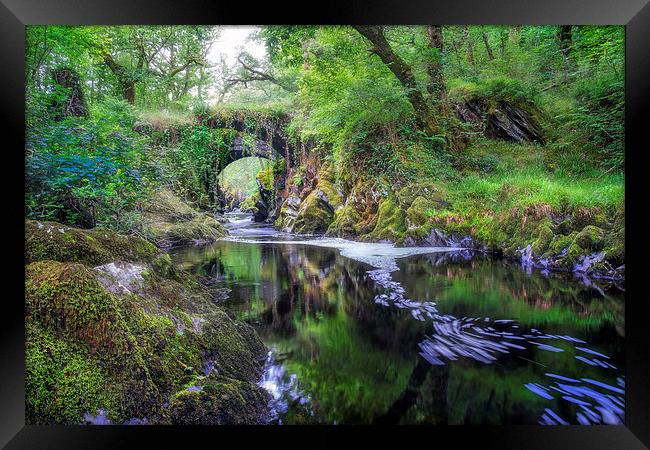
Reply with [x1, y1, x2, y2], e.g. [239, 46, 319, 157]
[169, 211, 625, 425]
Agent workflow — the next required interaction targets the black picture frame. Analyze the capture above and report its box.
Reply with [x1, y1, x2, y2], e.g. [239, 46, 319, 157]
[1, 1, 648, 447]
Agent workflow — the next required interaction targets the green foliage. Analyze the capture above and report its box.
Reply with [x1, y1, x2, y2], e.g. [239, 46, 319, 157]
[26, 95, 154, 230]
[159, 124, 236, 209]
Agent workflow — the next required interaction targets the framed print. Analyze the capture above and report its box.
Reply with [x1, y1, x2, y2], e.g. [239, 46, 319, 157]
[1, 0, 648, 448]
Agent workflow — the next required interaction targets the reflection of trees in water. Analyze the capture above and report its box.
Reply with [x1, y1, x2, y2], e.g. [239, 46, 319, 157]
[374, 356, 449, 425]
[174, 242, 625, 425]
[395, 253, 624, 338]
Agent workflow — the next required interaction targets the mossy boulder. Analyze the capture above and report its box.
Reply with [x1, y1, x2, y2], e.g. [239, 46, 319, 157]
[328, 201, 362, 238]
[25, 260, 162, 423]
[532, 224, 554, 255]
[406, 196, 435, 228]
[142, 188, 227, 248]
[25, 323, 120, 425]
[26, 261, 135, 356]
[275, 195, 301, 232]
[168, 378, 270, 425]
[26, 220, 158, 266]
[292, 165, 342, 234]
[555, 242, 588, 271]
[547, 231, 578, 256]
[327, 177, 381, 238]
[573, 225, 605, 251]
[365, 196, 407, 243]
[24, 222, 269, 425]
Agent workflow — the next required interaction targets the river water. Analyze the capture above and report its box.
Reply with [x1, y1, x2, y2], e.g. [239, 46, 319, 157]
[169, 211, 625, 425]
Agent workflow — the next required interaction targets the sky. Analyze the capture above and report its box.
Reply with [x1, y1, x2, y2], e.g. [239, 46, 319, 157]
[208, 26, 266, 68]
[205, 26, 267, 103]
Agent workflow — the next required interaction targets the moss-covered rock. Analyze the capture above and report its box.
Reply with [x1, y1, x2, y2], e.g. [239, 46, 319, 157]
[328, 177, 381, 238]
[25, 323, 120, 425]
[532, 224, 554, 255]
[142, 188, 227, 248]
[167, 378, 270, 425]
[406, 196, 435, 227]
[555, 242, 588, 271]
[26, 220, 158, 266]
[291, 165, 342, 234]
[275, 195, 301, 232]
[365, 196, 407, 243]
[26, 261, 134, 356]
[24, 221, 269, 425]
[573, 225, 605, 251]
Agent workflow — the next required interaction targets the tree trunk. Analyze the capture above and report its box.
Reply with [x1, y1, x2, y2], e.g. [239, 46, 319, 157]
[558, 25, 575, 82]
[51, 67, 89, 118]
[558, 25, 572, 58]
[353, 25, 438, 135]
[464, 26, 475, 67]
[122, 81, 135, 104]
[426, 25, 447, 109]
[500, 27, 508, 58]
[481, 28, 495, 61]
[104, 54, 136, 104]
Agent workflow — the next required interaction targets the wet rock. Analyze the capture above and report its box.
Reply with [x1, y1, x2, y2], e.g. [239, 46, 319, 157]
[288, 165, 342, 234]
[25, 222, 269, 425]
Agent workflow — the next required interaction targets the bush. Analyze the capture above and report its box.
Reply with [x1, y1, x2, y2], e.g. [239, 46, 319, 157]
[568, 72, 624, 171]
[25, 97, 153, 229]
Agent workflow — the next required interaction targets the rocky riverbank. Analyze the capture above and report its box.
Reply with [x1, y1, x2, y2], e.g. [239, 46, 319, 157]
[271, 162, 624, 286]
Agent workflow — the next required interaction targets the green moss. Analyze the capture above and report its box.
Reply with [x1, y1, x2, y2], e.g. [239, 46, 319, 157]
[556, 242, 588, 270]
[532, 224, 554, 255]
[199, 310, 266, 381]
[240, 194, 259, 214]
[25, 323, 119, 424]
[151, 253, 177, 279]
[293, 165, 342, 234]
[406, 196, 435, 227]
[26, 220, 158, 266]
[328, 201, 362, 238]
[167, 378, 269, 425]
[25, 229, 268, 424]
[547, 232, 578, 255]
[142, 188, 227, 248]
[366, 196, 407, 243]
[573, 225, 605, 251]
[26, 261, 134, 356]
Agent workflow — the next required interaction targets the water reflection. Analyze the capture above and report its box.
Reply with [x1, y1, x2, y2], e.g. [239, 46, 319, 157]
[170, 217, 625, 425]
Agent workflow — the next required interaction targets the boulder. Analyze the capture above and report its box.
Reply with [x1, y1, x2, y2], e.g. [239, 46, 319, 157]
[455, 98, 544, 144]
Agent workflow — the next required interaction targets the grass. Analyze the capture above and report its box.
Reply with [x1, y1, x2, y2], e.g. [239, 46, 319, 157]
[437, 140, 624, 216]
[445, 169, 624, 214]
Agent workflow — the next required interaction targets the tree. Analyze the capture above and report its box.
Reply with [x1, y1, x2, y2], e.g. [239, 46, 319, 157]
[464, 26, 475, 67]
[481, 28, 495, 61]
[99, 26, 217, 105]
[51, 67, 88, 118]
[353, 25, 438, 135]
[226, 52, 297, 93]
[426, 25, 447, 108]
